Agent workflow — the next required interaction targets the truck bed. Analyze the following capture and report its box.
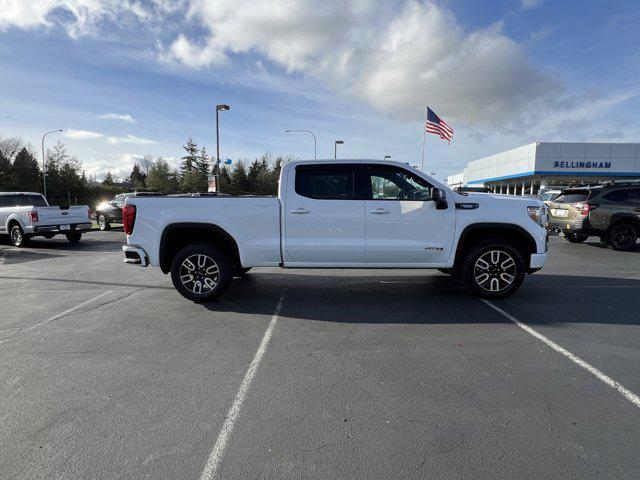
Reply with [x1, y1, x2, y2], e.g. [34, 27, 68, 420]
[127, 196, 282, 268]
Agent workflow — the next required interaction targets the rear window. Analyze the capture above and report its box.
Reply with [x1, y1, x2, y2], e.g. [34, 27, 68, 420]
[0, 194, 47, 207]
[554, 190, 591, 203]
[295, 167, 354, 199]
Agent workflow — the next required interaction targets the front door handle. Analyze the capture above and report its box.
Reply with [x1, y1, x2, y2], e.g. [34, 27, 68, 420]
[290, 208, 311, 214]
[369, 208, 391, 214]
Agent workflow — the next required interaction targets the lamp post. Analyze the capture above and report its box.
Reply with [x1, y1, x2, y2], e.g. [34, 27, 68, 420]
[334, 140, 344, 159]
[285, 129, 317, 159]
[41, 129, 63, 200]
[215, 104, 230, 174]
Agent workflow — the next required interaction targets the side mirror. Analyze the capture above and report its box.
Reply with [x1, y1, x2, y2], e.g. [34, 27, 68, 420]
[433, 188, 448, 210]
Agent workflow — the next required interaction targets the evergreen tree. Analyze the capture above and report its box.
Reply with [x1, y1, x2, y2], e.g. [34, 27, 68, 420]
[195, 146, 210, 190]
[180, 138, 201, 192]
[0, 151, 12, 190]
[10, 147, 41, 192]
[218, 165, 232, 193]
[103, 171, 115, 186]
[129, 163, 147, 189]
[230, 161, 250, 195]
[147, 158, 179, 193]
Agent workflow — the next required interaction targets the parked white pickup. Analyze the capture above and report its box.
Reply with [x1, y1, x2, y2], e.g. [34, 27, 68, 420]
[0, 192, 91, 247]
[123, 159, 548, 300]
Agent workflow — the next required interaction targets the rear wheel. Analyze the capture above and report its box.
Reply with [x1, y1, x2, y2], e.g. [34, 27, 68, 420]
[608, 223, 637, 251]
[66, 231, 82, 244]
[564, 232, 588, 243]
[98, 214, 110, 231]
[461, 240, 525, 299]
[9, 224, 29, 247]
[170, 244, 233, 302]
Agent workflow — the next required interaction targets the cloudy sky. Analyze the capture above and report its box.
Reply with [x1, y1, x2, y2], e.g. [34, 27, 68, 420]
[0, 0, 638, 181]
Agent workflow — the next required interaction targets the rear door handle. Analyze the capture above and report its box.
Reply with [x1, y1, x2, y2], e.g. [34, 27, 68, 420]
[369, 208, 391, 214]
[290, 208, 311, 214]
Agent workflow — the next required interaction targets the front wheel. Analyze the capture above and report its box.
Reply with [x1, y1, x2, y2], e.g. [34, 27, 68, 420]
[564, 232, 588, 243]
[608, 223, 637, 251]
[461, 240, 526, 299]
[170, 244, 233, 302]
[66, 231, 82, 243]
[10, 225, 29, 247]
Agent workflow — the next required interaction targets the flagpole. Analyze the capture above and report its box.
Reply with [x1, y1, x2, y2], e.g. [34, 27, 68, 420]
[420, 98, 427, 172]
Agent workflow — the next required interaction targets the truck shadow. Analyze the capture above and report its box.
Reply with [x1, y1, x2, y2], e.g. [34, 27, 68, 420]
[206, 272, 640, 326]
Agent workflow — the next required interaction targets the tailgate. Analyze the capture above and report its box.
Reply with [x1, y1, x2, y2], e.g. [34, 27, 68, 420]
[35, 206, 89, 225]
[548, 202, 581, 221]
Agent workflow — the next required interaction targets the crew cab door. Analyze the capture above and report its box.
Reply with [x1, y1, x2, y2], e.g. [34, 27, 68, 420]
[362, 164, 455, 266]
[283, 164, 365, 264]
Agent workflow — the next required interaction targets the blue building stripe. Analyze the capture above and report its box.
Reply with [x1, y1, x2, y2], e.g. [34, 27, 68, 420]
[467, 171, 640, 185]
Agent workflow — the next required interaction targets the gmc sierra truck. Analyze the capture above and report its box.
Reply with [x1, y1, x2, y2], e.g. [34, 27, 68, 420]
[0, 192, 92, 247]
[122, 159, 548, 301]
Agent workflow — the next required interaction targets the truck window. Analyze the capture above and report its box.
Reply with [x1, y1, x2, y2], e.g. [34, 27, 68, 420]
[21, 194, 48, 207]
[366, 167, 432, 201]
[295, 167, 354, 199]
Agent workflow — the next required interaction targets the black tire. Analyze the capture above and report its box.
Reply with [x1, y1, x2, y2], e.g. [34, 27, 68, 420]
[9, 224, 29, 247]
[170, 243, 233, 302]
[564, 232, 588, 243]
[461, 239, 526, 299]
[608, 223, 637, 251]
[66, 231, 82, 243]
[98, 214, 111, 231]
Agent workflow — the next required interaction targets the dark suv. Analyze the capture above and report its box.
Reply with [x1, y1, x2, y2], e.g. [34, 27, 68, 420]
[95, 192, 163, 231]
[547, 181, 640, 250]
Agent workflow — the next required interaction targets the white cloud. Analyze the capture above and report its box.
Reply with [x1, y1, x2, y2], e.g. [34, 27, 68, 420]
[166, 0, 558, 127]
[65, 129, 103, 139]
[106, 134, 158, 145]
[520, 0, 543, 10]
[0, 0, 179, 37]
[98, 113, 136, 123]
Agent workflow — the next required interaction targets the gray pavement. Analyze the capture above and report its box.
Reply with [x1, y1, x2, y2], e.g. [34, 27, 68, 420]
[0, 230, 639, 479]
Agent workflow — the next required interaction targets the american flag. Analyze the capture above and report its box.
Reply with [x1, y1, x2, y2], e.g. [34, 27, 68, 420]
[425, 107, 454, 142]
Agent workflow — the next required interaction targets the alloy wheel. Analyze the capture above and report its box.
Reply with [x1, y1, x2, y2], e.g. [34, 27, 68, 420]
[179, 254, 220, 294]
[473, 249, 517, 292]
[612, 225, 635, 249]
[11, 227, 22, 246]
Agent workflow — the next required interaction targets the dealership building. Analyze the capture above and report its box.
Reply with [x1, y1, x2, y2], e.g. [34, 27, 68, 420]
[447, 142, 640, 194]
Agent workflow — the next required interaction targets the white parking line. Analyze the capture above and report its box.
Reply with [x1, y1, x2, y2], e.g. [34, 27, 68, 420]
[481, 299, 640, 409]
[0, 290, 112, 345]
[199, 293, 285, 480]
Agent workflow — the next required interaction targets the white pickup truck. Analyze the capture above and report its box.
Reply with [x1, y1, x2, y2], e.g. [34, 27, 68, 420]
[0, 192, 92, 247]
[122, 159, 548, 300]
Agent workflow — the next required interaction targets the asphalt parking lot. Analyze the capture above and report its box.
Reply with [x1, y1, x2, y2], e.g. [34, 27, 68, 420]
[1, 230, 639, 479]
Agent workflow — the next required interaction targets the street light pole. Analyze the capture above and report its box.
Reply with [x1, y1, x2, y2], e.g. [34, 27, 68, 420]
[285, 129, 317, 159]
[334, 140, 344, 159]
[41, 129, 63, 200]
[215, 104, 230, 174]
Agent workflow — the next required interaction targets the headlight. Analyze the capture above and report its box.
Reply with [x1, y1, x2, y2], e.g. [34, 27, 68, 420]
[527, 205, 546, 227]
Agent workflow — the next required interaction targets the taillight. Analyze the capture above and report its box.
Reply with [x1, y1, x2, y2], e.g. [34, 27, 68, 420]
[122, 204, 136, 235]
[573, 203, 591, 216]
[28, 211, 38, 223]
